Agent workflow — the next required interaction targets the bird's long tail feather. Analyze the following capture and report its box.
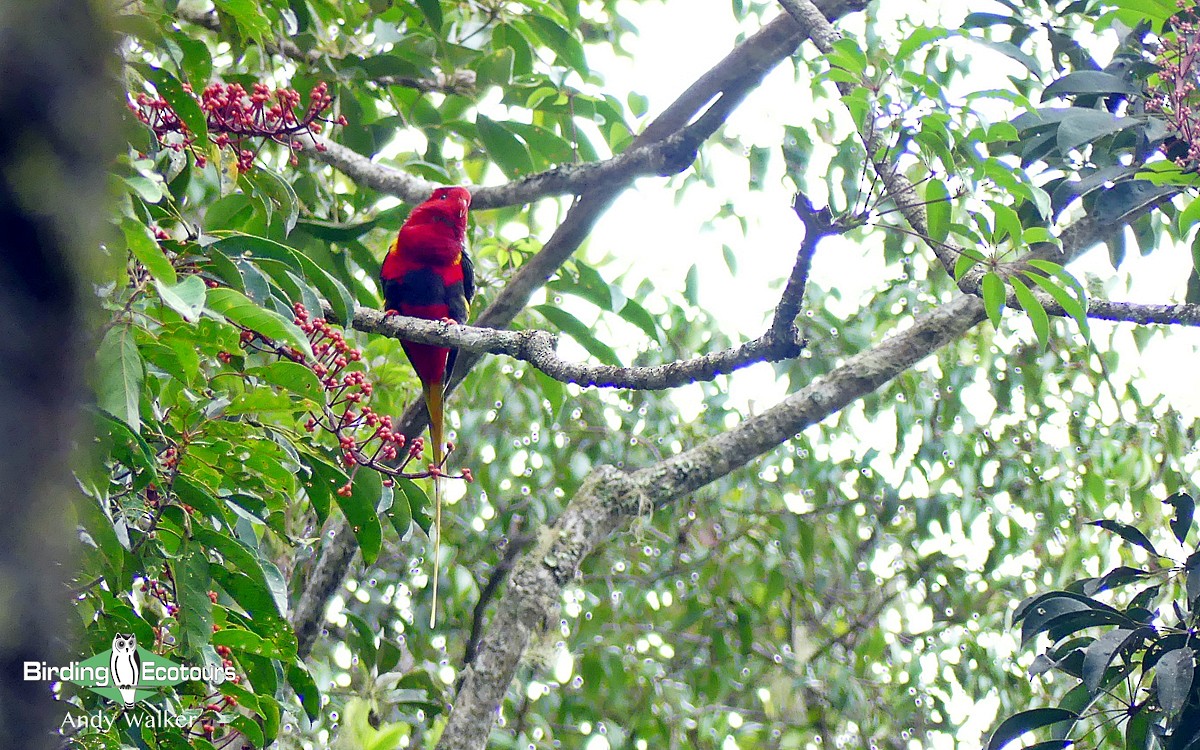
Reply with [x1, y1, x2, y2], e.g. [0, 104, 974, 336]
[423, 379, 445, 628]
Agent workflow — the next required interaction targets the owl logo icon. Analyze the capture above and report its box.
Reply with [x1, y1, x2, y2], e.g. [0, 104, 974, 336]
[109, 633, 141, 708]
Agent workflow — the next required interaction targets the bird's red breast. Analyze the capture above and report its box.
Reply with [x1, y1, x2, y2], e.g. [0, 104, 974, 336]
[380, 186, 474, 386]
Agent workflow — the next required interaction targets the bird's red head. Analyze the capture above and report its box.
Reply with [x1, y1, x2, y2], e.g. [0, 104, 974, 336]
[409, 186, 472, 229]
[389, 186, 473, 265]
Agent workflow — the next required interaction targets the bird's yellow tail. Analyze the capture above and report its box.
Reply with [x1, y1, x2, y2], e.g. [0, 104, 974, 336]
[423, 380, 444, 628]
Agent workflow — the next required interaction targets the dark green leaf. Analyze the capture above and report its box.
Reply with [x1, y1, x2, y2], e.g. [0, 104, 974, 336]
[123, 217, 175, 284]
[477, 115, 534, 178]
[1056, 110, 1136, 153]
[1156, 647, 1195, 714]
[205, 287, 314, 357]
[1089, 519, 1159, 557]
[246, 361, 324, 402]
[1083, 627, 1148, 694]
[1010, 277, 1049, 350]
[414, 0, 442, 31]
[526, 15, 588, 74]
[213, 0, 272, 37]
[96, 327, 144, 432]
[534, 304, 622, 366]
[986, 708, 1078, 750]
[174, 544, 214, 653]
[396, 478, 431, 534]
[339, 466, 384, 565]
[143, 66, 208, 145]
[1042, 71, 1141, 101]
[1165, 493, 1195, 545]
[287, 662, 321, 720]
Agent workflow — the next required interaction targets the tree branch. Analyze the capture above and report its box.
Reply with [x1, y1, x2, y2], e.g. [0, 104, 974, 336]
[171, 6, 472, 95]
[776, 0, 961, 275]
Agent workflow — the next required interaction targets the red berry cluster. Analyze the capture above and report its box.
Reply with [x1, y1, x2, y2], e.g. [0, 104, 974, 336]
[129, 80, 348, 172]
[1148, 2, 1200, 165]
[231, 303, 473, 496]
[188, 683, 239, 742]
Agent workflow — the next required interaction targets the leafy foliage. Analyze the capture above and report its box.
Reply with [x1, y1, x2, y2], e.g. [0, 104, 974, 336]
[993, 494, 1200, 750]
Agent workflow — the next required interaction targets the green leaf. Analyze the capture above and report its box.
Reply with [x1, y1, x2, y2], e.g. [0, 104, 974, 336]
[1164, 493, 1195, 545]
[896, 25, 949, 61]
[154, 275, 207, 322]
[396, 478, 431, 534]
[214, 235, 357, 325]
[968, 38, 1043, 79]
[174, 544, 214, 652]
[192, 527, 287, 617]
[477, 115, 535, 178]
[980, 272, 1006, 330]
[122, 174, 165, 204]
[205, 287, 314, 358]
[526, 15, 588, 74]
[338, 467, 384, 565]
[618, 298, 660, 342]
[96, 327, 144, 432]
[1082, 627, 1147, 695]
[826, 37, 867, 76]
[1089, 519, 1159, 556]
[925, 179, 950, 244]
[246, 361, 324, 402]
[212, 0, 272, 37]
[533, 304, 622, 366]
[989, 201, 1023, 246]
[287, 662, 322, 721]
[1125, 707, 1151, 750]
[684, 264, 700, 307]
[143, 66, 208, 145]
[1010, 277, 1049, 350]
[1156, 647, 1195, 714]
[123, 217, 176, 284]
[1056, 110, 1136, 154]
[1179, 195, 1200, 236]
[1042, 71, 1140, 101]
[1025, 260, 1089, 336]
[414, 0, 442, 31]
[380, 480, 412, 539]
[986, 708, 1078, 750]
[212, 628, 289, 659]
[249, 169, 301, 236]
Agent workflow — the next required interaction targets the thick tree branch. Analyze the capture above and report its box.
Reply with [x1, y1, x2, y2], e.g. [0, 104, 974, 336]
[346, 307, 805, 388]
[1084, 298, 1200, 326]
[308, 119, 729, 210]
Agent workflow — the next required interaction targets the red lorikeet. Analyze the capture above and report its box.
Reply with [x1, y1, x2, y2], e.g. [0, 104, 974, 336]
[380, 185, 473, 624]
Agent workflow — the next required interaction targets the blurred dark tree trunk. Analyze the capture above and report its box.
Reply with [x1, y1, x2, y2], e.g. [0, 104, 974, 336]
[0, 1, 116, 747]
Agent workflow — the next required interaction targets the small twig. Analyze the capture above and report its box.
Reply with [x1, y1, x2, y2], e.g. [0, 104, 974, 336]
[462, 519, 532, 670]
